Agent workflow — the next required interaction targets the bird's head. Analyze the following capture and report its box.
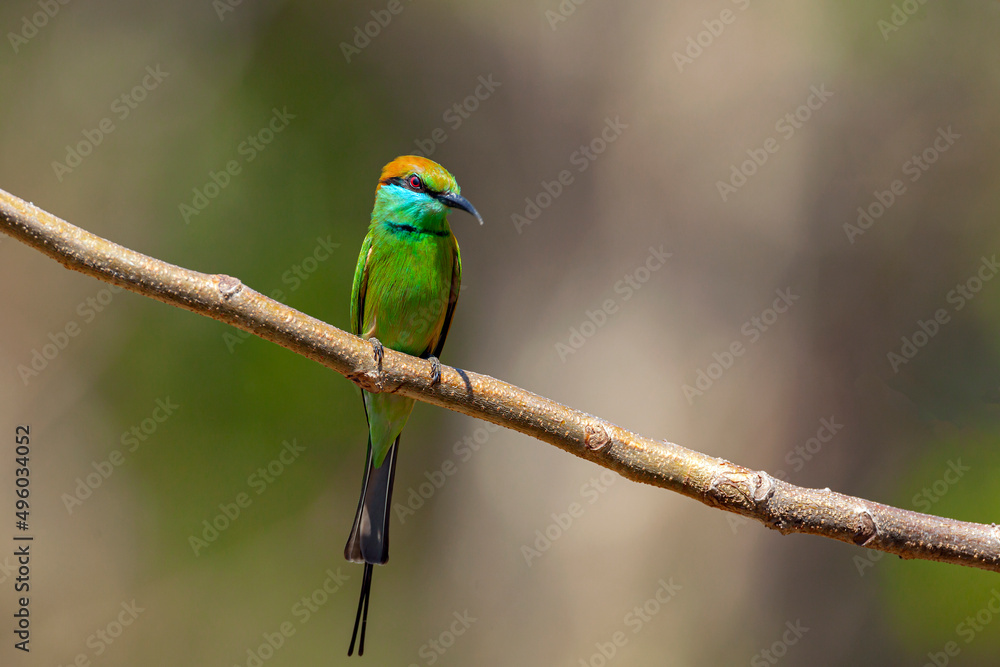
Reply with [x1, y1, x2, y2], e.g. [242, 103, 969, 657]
[373, 155, 484, 230]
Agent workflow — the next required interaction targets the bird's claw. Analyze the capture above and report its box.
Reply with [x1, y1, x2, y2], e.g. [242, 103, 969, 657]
[428, 356, 442, 385]
[370, 338, 384, 369]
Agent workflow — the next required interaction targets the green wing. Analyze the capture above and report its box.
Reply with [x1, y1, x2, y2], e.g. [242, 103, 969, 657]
[350, 231, 374, 337]
[426, 234, 462, 360]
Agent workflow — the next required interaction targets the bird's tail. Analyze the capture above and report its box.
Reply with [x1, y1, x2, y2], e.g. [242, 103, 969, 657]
[345, 435, 399, 656]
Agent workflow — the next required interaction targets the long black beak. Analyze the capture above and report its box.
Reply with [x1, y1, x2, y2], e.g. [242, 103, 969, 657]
[436, 191, 484, 225]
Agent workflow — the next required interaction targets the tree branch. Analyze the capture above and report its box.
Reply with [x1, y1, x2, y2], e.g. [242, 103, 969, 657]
[3, 187, 998, 573]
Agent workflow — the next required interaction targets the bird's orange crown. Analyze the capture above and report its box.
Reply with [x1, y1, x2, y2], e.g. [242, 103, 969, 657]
[377, 155, 458, 195]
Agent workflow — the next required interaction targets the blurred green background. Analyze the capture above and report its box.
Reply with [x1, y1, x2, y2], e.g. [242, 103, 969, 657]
[3, 1, 1000, 665]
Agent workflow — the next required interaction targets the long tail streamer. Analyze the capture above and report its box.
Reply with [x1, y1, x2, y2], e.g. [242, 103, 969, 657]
[348, 563, 373, 656]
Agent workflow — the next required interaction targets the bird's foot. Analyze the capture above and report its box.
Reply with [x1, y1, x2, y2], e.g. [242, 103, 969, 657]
[369, 338, 384, 370]
[428, 356, 442, 385]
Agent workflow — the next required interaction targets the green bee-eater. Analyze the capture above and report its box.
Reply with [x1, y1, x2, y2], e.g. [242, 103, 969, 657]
[345, 156, 483, 656]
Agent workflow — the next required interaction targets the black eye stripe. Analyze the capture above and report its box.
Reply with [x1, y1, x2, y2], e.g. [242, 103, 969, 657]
[380, 176, 440, 196]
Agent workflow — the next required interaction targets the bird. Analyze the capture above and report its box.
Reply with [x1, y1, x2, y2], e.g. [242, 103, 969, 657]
[345, 155, 483, 656]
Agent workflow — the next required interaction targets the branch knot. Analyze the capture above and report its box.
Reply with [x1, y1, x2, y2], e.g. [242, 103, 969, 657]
[852, 509, 878, 546]
[216, 274, 243, 300]
[584, 422, 611, 451]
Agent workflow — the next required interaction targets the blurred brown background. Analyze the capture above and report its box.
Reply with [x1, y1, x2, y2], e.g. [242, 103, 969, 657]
[3, 1, 1000, 665]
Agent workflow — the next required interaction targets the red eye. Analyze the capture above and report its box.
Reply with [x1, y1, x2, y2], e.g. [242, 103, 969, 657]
[408, 175, 424, 191]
